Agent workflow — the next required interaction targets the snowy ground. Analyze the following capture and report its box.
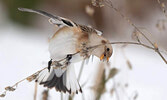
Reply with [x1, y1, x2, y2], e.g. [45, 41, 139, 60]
[0, 22, 167, 100]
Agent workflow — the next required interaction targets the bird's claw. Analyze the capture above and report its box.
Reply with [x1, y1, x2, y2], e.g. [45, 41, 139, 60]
[48, 59, 52, 72]
[65, 54, 72, 65]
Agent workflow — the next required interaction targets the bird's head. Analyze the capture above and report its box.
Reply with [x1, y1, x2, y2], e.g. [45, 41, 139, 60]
[90, 39, 113, 62]
[99, 44, 113, 62]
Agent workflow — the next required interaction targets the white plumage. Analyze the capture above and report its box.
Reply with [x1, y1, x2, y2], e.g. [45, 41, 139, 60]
[49, 27, 78, 61]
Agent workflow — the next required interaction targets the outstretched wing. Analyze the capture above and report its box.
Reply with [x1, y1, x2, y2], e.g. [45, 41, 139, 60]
[18, 8, 77, 27]
[18, 8, 103, 35]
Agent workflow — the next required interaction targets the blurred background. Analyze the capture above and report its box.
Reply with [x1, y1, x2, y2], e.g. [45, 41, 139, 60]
[0, 0, 167, 100]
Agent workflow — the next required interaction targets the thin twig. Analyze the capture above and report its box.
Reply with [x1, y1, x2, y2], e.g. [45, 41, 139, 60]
[109, 42, 153, 49]
[0, 67, 47, 96]
[110, 42, 167, 64]
[89, 42, 153, 50]
[42, 89, 49, 100]
[34, 82, 38, 100]
[156, 0, 167, 18]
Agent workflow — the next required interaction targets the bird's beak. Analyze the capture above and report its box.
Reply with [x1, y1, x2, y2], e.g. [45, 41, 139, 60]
[100, 54, 104, 61]
[107, 57, 110, 62]
[100, 54, 110, 62]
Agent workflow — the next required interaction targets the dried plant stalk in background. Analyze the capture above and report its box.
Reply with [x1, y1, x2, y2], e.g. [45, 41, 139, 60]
[92, 62, 118, 100]
[157, 0, 167, 18]
[93, 62, 105, 100]
[85, 5, 95, 17]
[42, 90, 49, 100]
[34, 82, 38, 100]
[92, 0, 104, 7]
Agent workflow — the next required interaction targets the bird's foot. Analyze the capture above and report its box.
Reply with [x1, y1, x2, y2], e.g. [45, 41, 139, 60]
[47, 59, 52, 72]
[65, 54, 72, 65]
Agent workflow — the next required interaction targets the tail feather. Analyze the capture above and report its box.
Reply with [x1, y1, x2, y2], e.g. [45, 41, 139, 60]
[37, 64, 82, 94]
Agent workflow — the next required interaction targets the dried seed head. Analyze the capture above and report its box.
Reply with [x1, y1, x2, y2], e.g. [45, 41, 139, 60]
[108, 68, 118, 79]
[0, 93, 6, 97]
[26, 74, 38, 82]
[161, 2, 165, 8]
[156, 19, 166, 31]
[132, 91, 138, 100]
[5, 86, 16, 91]
[153, 43, 158, 50]
[85, 5, 95, 16]
[92, 0, 104, 7]
[126, 60, 132, 70]
[132, 29, 140, 42]
[42, 90, 49, 100]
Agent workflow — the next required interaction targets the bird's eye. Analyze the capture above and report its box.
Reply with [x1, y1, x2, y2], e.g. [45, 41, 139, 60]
[107, 48, 110, 51]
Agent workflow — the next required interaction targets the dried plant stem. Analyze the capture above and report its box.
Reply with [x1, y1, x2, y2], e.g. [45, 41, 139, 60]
[109, 42, 153, 49]
[0, 67, 47, 96]
[110, 42, 167, 64]
[103, 0, 167, 64]
[156, 0, 167, 18]
[34, 82, 38, 100]
[93, 62, 105, 100]
[15, 67, 47, 87]
[42, 89, 49, 100]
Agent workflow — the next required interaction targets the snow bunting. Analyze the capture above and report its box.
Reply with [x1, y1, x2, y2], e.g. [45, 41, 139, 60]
[18, 8, 113, 94]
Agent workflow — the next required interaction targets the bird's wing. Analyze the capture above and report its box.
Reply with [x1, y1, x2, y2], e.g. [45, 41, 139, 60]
[18, 8, 77, 27]
[18, 8, 103, 35]
[79, 25, 103, 36]
[95, 29, 103, 36]
[36, 63, 82, 94]
[49, 26, 82, 61]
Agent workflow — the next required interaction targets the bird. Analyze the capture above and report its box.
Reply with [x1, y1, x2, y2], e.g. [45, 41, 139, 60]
[18, 8, 113, 94]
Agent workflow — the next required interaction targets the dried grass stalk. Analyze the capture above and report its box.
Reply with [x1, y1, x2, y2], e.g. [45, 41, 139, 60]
[42, 90, 49, 100]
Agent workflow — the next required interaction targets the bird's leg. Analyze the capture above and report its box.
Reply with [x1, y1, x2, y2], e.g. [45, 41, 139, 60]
[48, 59, 52, 72]
[51, 54, 73, 70]
[65, 54, 72, 65]
[51, 54, 72, 70]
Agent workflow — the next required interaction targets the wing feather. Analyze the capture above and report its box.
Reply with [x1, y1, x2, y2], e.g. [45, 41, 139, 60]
[49, 27, 78, 60]
[18, 8, 76, 27]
